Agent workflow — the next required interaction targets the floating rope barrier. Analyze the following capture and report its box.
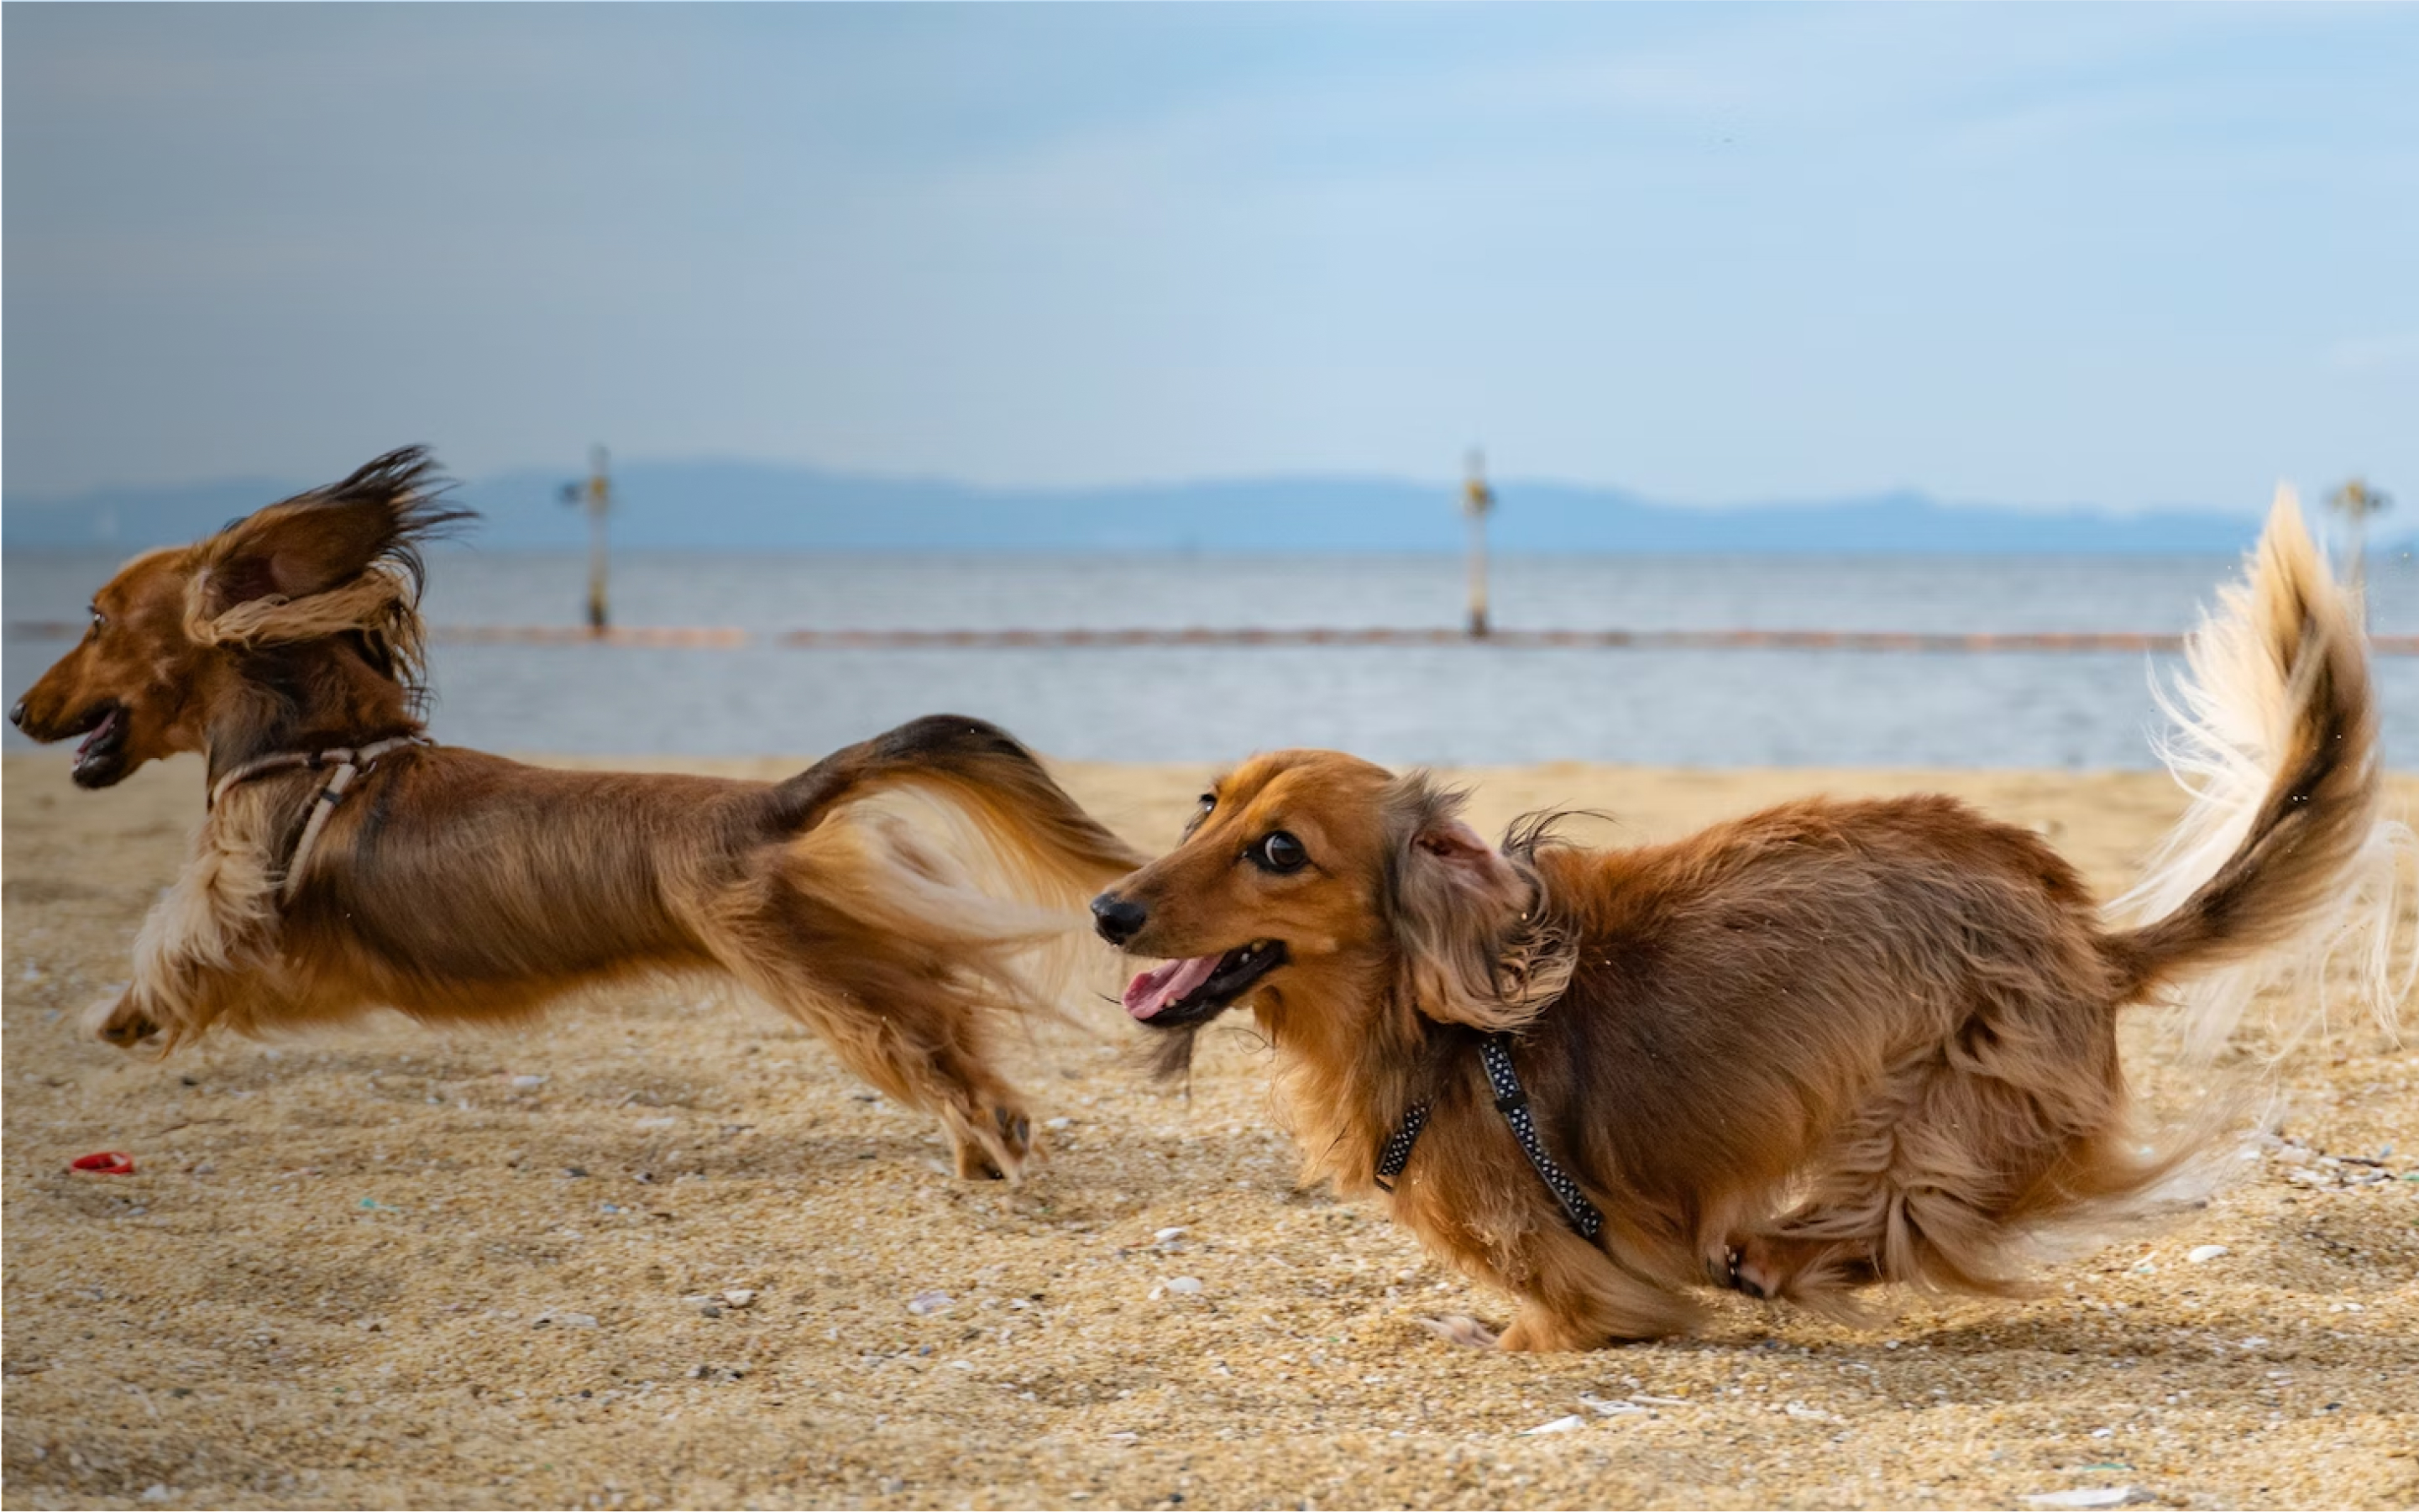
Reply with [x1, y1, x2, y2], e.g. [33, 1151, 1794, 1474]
[8, 622, 2417, 654]
[771, 626, 2231, 652]
[436, 625, 749, 648]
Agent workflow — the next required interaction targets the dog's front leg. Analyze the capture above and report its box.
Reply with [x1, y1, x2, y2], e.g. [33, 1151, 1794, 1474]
[91, 950, 289, 1049]
[100, 810, 287, 1047]
[1495, 1230, 1704, 1350]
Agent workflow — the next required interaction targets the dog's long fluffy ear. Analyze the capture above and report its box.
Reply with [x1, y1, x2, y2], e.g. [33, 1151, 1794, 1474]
[191, 446, 473, 633]
[1384, 775, 1573, 1031]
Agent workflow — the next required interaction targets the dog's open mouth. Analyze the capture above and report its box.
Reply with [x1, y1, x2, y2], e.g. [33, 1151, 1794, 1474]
[70, 704, 128, 787]
[1123, 940, 1287, 1027]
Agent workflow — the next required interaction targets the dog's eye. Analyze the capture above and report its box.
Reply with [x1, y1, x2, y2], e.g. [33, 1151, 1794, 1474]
[87, 609, 107, 636]
[1251, 830, 1309, 874]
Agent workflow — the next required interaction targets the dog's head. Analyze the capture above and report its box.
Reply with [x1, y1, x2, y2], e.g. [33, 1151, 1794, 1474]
[1093, 751, 1573, 1070]
[10, 447, 468, 787]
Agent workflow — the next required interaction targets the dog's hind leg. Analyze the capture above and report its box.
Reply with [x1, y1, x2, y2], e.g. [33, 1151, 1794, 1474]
[1726, 1050, 2114, 1311]
[701, 900, 1037, 1180]
[827, 992, 1034, 1182]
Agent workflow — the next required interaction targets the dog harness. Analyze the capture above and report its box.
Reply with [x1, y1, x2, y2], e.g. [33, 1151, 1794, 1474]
[208, 735, 426, 902]
[1373, 1033, 1605, 1241]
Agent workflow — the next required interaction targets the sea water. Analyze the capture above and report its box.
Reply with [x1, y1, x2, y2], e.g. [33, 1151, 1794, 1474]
[7, 549, 2413, 769]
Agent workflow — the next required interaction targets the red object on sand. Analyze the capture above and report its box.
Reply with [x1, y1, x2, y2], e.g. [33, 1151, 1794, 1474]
[70, 1151, 135, 1175]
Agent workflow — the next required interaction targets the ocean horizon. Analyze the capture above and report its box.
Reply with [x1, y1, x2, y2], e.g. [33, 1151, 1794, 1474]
[14, 458, 2390, 557]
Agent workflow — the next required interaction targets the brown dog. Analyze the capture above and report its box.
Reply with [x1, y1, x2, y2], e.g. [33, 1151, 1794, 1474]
[1092, 491, 2411, 1347]
[12, 447, 1144, 1180]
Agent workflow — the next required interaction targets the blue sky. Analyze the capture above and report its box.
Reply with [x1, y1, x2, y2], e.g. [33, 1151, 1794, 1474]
[4, 3, 2413, 512]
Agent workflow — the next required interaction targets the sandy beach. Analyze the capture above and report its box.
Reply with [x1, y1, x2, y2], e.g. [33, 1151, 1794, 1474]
[4, 751, 2413, 1511]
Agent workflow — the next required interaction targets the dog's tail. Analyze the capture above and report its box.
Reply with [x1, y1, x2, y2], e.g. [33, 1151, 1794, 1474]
[2103, 487, 2415, 1059]
[768, 714, 1145, 1010]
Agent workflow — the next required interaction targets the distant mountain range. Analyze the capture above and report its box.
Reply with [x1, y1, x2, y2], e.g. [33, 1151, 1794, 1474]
[5, 458, 2391, 556]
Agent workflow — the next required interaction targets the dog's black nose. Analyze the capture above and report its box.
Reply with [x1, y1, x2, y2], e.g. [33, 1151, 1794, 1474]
[8, 699, 24, 731]
[1091, 893, 1147, 946]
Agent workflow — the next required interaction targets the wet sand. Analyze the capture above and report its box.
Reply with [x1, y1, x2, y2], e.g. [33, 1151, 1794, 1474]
[4, 752, 2414, 1510]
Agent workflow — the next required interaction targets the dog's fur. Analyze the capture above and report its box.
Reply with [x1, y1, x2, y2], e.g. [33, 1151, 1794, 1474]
[12, 447, 1144, 1179]
[1094, 490, 2411, 1347]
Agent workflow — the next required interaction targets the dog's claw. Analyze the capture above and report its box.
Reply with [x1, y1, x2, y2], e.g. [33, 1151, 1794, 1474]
[1708, 1244, 1770, 1299]
[1416, 1314, 1500, 1350]
[953, 1143, 1008, 1181]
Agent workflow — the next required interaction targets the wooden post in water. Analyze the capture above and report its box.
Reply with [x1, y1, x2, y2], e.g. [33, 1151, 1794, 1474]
[2327, 477, 2392, 630]
[1463, 448, 1494, 639]
[561, 446, 613, 633]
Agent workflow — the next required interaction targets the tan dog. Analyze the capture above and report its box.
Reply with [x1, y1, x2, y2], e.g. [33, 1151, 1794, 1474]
[12, 447, 1144, 1179]
[1091, 492, 2410, 1347]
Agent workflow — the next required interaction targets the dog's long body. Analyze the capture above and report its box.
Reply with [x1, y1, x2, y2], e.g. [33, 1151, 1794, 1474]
[1094, 492, 2410, 1347]
[11, 448, 1143, 1178]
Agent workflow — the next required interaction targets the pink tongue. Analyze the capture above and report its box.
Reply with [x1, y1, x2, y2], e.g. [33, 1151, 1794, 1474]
[1123, 954, 1221, 1021]
[76, 710, 118, 757]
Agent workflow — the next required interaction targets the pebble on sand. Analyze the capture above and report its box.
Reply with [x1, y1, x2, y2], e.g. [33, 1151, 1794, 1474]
[509, 1075, 547, 1091]
[908, 1290, 953, 1316]
[2020, 1489, 2140, 1509]
[1521, 1415, 1587, 1435]
[2186, 1244, 2229, 1263]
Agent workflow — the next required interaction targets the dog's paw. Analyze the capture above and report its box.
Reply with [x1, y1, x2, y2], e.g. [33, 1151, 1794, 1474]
[1416, 1314, 1500, 1350]
[84, 990, 159, 1049]
[952, 1138, 1008, 1182]
[950, 1104, 1035, 1182]
[993, 1103, 1033, 1159]
[1706, 1243, 1774, 1300]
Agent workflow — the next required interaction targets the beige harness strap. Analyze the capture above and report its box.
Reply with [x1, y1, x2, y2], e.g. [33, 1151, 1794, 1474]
[280, 760, 360, 903]
[207, 736, 425, 902]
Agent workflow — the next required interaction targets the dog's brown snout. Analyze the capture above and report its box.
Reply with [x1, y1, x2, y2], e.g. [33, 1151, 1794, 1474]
[1091, 892, 1147, 947]
[12, 686, 72, 741]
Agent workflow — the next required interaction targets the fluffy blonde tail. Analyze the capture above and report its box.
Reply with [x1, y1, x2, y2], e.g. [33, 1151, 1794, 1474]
[775, 715, 1144, 1014]
[2106, 487, 2416, 1059]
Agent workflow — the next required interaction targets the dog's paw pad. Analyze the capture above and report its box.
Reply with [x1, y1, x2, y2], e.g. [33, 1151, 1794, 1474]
[1707, 1243, 1774, 1300]
[993, 1106, 1033, 1152]
[85, 992, 159, 1048]
[1416, 1314, 1500, 1350]
[951, 1138, 1009, 1182]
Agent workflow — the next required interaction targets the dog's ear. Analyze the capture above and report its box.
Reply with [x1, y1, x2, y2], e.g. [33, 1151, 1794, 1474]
[1409, 814, 1526, 904]
[196, 447, 468, 620]
[1385, 775, 1560, 1031]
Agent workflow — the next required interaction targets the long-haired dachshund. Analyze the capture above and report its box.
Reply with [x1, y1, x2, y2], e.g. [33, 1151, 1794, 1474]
[11, 447, 1143, 1180]
[1092, 492, 2411, 1347]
